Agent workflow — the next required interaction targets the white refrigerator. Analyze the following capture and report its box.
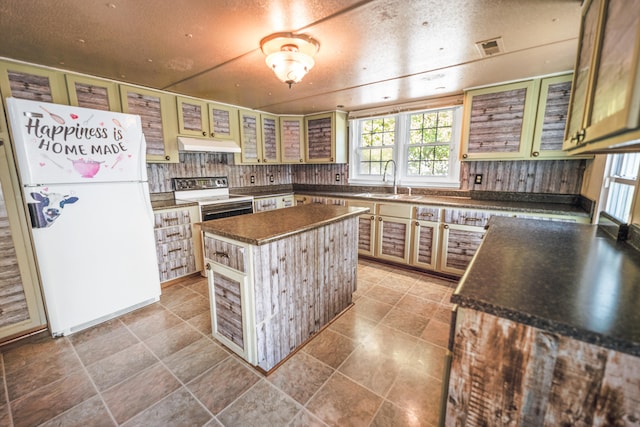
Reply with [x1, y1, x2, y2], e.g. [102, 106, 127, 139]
[6, 97, 161, 336]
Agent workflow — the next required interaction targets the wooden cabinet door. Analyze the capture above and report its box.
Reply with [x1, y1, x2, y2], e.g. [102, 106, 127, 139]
[0, 61, 68, 104]
[531, 74, 574, 158]
[254, 197, 278, 212]
[120, 85, 178, 163]
[208, 264, 247, 354]
[586, 0, 640, 142]
[208, 103, 239, 141]
[0, 140, 46, 341]
[176, 96, 209, 137]
[461, 80, 539, 160]
[238, 109, 262, 164]
[278, 195, 295, 208]
[261, 114, 280, 163]
[305, 112, 335, 163]
[280, 116, 305, 163]
[376, 215, 411, 264]
[440, 224, 485, 275]
[66, 74, 120, 111]
[411, 220, 440, 270]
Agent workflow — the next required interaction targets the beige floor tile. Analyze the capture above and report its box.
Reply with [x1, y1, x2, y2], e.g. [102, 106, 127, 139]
[421, 319, 451, 348]
[386, 365, 443, 427]
[163, 337, 230, 383]
[328, 309, 377, 343]
[395, 294, 441, 319]
[306, 373, 383, 427]
[302, 329, 358, 369]
[217, 380, 300, 427]
[86, 342, 157, 392]
[366, 285, 406, 305]
[381, 307, 430, 337]
[351, 295, 394, 322]
[121, 387, 212, 427]
[143, 321, 202, 359]
[68, 319, 139, 366]
[268, 351, 334, 405]
[38, 395, 115, 427]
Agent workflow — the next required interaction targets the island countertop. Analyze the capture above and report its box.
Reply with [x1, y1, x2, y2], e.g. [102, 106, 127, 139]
[199, 204, 369, 245]
[452, 216, 640, 356]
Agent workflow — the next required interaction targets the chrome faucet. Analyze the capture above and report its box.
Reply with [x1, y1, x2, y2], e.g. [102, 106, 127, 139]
[383, 159, 397, 194]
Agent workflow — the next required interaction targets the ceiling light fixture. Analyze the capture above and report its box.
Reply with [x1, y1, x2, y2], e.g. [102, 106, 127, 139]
[260, 32, 320, 89]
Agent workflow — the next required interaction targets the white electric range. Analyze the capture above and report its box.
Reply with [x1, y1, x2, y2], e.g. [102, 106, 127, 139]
[173, 177, 254, 221]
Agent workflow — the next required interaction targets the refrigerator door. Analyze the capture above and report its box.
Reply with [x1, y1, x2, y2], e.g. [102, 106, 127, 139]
[27, 181, 160, 335]
[6, 97, 146, 186]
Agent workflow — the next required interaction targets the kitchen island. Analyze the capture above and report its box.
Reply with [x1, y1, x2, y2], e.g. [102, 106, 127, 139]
[199, 204, 367, 373]
[444, 217, 640, 425]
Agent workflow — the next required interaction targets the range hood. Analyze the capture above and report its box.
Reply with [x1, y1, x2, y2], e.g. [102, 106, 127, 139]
[177, 136, 241, 153]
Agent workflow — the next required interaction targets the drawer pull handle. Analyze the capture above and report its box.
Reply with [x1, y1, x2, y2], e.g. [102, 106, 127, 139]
[170, 265, 185, 271]
[214, 251, 229, 259]
[463, 217, 482, 222]
[168, 248, 183, 253]
[166, 232, 182, 238]
[419, 213, 434, 218]
[162, 218, 179, 223]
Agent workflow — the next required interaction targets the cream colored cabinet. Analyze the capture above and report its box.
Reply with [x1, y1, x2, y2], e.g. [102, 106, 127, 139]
[0, 61, 68, 104]
[564, 0, 640, 153]
[461, 80, 539, 160]
[176, 96, 239, 142]
[254, 194, 295, 212]
[347, 200, 377, 257]
[66, 74, 121, 111]
[304, 111, 348, 163]
[261, 113, 280, 163]
[280, 116, 305, 163]
[279, 194, 295, 208]
[410, 206, 442, 271]
[0, 128, 46, 341]
[153, 205, 203, 282]
[462, 75, 589, 161]
[120, 85, 178, 163]
[375, 203, 413, 264]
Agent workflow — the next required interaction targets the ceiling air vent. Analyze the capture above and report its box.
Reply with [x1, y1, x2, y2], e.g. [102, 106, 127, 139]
[475, 37, 505, 57]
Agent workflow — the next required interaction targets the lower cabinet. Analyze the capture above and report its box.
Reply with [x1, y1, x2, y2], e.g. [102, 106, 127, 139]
[410, 206, 442, 271]
[376, 203, 413, 264]
[440, 223, 485, 275]
[295, 194, 345, 206]
[253, 194, 295, 212]
[153, 205, 203, 282]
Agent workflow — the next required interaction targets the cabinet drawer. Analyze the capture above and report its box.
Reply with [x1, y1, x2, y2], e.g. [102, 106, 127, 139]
[378, 203, 413, 218]
[414, 206, 441, 221]
[158, 255, 196, 282]
[156, 239, 194, 262]
[154, 224, 192, 243]
[154, 209, 192, 228]
[204, 236, 246, 273]
[443, 209, 494, 227]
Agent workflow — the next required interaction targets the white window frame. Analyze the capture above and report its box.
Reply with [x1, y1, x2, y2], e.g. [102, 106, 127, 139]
[601, 152, 640, 223]
[349, 106, 462, 188]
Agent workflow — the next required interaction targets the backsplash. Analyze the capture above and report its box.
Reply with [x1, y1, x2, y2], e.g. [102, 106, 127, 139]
[147, 153, 585, 195]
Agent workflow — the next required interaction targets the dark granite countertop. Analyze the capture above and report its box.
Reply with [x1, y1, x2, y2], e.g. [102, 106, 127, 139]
[452, 216, 640, 356]
[199, 204, 369, 245]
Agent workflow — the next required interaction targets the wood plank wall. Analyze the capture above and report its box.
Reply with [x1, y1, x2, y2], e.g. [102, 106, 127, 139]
[147, 153, 585, 195]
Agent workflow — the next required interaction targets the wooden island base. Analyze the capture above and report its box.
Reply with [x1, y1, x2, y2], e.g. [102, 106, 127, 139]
[200, 204, 366, 372]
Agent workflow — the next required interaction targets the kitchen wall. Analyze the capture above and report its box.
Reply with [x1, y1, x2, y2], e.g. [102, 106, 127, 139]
[148, 153, 585, 195]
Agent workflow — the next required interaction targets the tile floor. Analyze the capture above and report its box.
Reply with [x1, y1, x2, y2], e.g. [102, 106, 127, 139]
[0, 259, 456, 427]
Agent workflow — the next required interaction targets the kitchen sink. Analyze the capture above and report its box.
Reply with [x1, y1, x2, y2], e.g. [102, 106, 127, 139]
[355, 193, 422, 200]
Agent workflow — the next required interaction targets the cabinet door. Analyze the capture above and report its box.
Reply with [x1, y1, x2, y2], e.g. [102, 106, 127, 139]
[278, 195, 295, 208]
[66, 74, 120, 111]
[238, 109, 262, 164]
[376, 215, 411, 264]
[587, 0, 640, 142]
[176, 96, 209, 137]
[0, 61, 68, 104]
[254, 197, 278, 212]
[461, 80, 539, 160]
[305, 112, 335, 163]
[120, 85, 178, 163]
[0, 140, 46, 340]
[280, 116, 305, 163]
[563, 0, 604, 149]
[261, 114, 280, 163]
[531, 75, 574, 158]
[440, 224, 485, 275]
[357, 214, 376, 256]
[208, 264, 248, 356]
[411, 220, 440, 270]
[209, 103, 239, 141]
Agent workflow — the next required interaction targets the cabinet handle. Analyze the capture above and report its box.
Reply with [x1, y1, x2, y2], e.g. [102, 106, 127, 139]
[370, 215, 375, 221]
[166, 232, 182, 238]
[444, 224, 449, 229]
[162, 218, 179, 224]
[214, 251, 229, 259]
[419, 213, 434, 218]
[202, 131, 207, 136]
[415, 221, 420, 226]
[168, 247, 183, 254]
[462, 153, 468, 159]
[165, 155, 171, 161]
[378, 217, 383, 222]
[170, 265, 185, 271]
[577, 129, 585, 142]
[532, 151, 540, 157]
[299, 159, 303, 162]
[330, 157, 334, 161]
[206, 263, 211, 270]
[463, 217, 482, 222]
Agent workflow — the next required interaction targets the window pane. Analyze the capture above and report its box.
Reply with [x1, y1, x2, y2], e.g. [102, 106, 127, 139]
[606, 182, 635, 222]
[437, 127, 452, 142]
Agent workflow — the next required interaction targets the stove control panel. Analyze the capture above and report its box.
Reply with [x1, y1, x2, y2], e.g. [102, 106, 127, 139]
[173, 176, 228, 191]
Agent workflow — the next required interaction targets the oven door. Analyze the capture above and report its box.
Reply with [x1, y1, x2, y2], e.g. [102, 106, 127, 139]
[201, 200, 254, 221]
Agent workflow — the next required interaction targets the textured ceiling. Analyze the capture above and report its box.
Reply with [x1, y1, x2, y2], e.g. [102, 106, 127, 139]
[0, 0, 582, 115]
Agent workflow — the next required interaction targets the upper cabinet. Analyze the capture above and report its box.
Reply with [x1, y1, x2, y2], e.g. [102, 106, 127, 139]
[461, 74, 590, 160]
[0, 61, 68, 104]
[176, 96, 239, 141]
[261, 113, 280, 163]
[120, 85, 179, 163]
[280, 116, 305, 163]
[66, 74, 121, 111]
[564, 0, 640, 153]
[304, 111, 348, 163]
[237, 109, 262, 164]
